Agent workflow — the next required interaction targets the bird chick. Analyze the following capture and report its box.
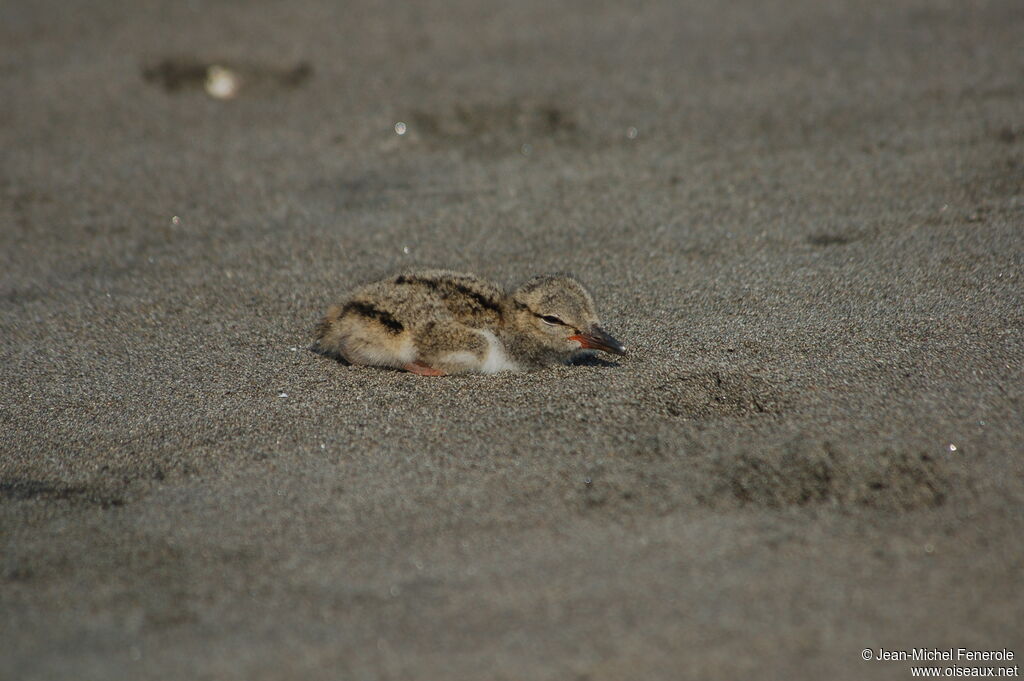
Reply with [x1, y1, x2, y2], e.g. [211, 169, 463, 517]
[314, 269, 625, 375]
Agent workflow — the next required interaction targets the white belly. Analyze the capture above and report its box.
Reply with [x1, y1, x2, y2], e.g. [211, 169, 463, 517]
[476, 330, 519, 373]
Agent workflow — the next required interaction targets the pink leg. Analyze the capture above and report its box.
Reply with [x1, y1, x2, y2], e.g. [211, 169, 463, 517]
[404, 362, 447, 376]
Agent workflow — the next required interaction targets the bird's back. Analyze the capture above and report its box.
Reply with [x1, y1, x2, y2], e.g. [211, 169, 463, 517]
[314, 270, 509, 365]
[371, 269, 507, 330]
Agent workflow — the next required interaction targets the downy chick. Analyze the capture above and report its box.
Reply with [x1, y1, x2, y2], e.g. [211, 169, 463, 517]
[314, 269, 625, 375]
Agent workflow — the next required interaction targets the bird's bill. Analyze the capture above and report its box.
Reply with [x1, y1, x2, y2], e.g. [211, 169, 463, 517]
[569, 326, 627, 356]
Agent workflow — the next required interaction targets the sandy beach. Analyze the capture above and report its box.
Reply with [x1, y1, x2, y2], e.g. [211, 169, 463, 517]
[2, 0, 1022, 678]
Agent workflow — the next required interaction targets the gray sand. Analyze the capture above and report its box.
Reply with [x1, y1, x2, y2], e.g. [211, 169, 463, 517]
[2, 0, 1023, 679]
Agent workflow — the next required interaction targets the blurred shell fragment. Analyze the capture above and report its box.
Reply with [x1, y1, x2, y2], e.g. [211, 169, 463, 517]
[204, 65, 240, 100]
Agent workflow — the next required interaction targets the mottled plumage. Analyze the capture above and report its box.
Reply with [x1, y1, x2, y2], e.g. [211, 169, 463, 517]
[314, 269, 625, 375]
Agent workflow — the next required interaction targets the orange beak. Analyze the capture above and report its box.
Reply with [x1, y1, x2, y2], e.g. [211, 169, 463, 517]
[569, 326, 627, 356]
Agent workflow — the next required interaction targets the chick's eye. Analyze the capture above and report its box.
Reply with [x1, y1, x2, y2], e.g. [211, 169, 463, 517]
[540, 315, 564, 326]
